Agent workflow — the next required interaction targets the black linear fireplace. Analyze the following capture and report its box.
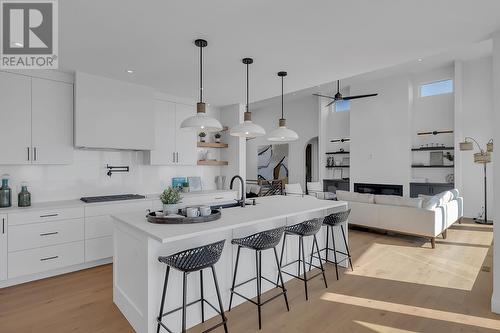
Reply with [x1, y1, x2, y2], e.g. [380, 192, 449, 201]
[354, 183, 403, 196]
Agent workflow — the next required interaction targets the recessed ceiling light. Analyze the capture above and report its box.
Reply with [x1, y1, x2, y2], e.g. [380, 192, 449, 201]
[126, 69, 134, 74]
[418, 58, 423, 62]
[13, 42, 23, 47]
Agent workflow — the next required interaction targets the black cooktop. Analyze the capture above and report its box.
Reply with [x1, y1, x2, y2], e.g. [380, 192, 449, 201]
[80, 194, 146, 203]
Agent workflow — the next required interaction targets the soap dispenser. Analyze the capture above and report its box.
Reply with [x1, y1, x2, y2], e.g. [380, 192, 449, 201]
[0, 174, 12, 208]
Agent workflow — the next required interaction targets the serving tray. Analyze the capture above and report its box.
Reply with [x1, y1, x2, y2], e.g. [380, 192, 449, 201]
[146, 209, 221, 224]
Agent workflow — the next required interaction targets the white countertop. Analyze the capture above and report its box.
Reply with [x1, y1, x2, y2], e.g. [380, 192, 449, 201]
[0, 190, 237, 214]
[111, 196, 348, 243]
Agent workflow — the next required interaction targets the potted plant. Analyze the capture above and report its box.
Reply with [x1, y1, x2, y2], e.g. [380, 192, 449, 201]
[182, 182, 190, 193]
[199, 132, 206, 143]
[214, 133, 222, 143]
[160, 186, 182, 215]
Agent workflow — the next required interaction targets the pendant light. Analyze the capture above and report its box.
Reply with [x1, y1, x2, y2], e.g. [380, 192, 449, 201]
[267, 71, 299, 142]
[230, 58, 266, 138]
[180, 39, 223, 132]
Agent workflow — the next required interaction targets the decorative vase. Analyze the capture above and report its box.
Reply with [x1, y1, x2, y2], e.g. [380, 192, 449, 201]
[215, 137, 221, 143]
[199, 137, 205, 143]
[18, 183, 31, 207]
[163, 204, 179, 215]
[0, 175, 12, 208]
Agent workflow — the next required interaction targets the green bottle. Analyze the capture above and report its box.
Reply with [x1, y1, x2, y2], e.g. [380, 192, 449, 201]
[0, 174, 12, 208]
[18, 182, 31, 207]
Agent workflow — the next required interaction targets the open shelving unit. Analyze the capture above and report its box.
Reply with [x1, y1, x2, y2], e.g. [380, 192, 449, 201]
[197, 142, 229, 148]
[197, 160, 229, 166]
[325, 151, 350, 155]
[411, 165, 454, 168]
[411, 146, 454, 152]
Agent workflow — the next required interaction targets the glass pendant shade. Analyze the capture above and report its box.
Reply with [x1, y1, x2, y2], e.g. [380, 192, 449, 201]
[230, 58, 266, 138]
[267, 118, 299, 142]
[180, 39, 223, 132]
[459, 141, 473, 151]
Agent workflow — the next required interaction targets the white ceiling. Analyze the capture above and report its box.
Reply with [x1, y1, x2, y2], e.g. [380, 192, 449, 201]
[59, 0, 500, 106]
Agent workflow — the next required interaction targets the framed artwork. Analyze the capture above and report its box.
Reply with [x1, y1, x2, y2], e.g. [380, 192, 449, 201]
[172, 177, 187, 190]
[257, 144, 289, 182]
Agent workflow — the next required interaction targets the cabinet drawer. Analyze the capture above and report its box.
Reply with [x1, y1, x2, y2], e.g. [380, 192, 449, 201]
[85, 236, 112, 262]
[85, 200, 151, 217]
[181, 192, 237, 206]
[9, 218, 84, 252]
[85, 215, 113, 239]
[8, 241, 84, 279]
[8, 206, 84, 226]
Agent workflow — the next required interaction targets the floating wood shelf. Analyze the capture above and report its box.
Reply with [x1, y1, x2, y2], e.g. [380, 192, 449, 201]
[411, 165, 454, 168]
[197, 160, 229, 166]
[326, 165, 350, 168]
[411, 147, 455, 152]
[325, 151, 350, 155]
[197, 142, 229, 148]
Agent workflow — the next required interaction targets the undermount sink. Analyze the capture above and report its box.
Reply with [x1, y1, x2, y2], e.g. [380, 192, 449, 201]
[210, 202, 242, 210]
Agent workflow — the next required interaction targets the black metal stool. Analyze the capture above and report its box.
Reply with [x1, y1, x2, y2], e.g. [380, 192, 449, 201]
[314, 209, 353, 280]
[228, 226, 289, 330]
[278, 218, 327, 300]
[156, 240, 228, 333]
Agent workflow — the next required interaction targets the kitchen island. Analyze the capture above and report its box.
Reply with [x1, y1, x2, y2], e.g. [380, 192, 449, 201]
[112, 195, 348, 333]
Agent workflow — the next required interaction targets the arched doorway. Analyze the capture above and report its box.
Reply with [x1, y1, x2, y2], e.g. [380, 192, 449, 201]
[305, 137, 319, 186]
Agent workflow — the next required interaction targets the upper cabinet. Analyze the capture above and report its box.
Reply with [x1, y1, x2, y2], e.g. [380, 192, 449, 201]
[146, 99, 197, 165]
[0, 71, 73, 165]
[74, 72, 155, 150]
[31, 78, 74, 165]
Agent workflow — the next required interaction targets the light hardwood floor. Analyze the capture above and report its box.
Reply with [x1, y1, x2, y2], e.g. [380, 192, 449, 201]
[1, 219, 499, 333]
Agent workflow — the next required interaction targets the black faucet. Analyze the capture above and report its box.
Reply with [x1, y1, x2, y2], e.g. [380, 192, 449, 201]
[230, 175, 246, 207]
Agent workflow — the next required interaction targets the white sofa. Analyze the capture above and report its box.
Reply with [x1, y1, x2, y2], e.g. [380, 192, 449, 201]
[336, 189, 464, 248]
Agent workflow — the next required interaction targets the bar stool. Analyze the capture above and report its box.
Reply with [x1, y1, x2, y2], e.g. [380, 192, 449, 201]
[228, 226, 289, 330]
[156, 240, 228, 333]
[316, 209, 353, 280]
[278, 218, 327, 300]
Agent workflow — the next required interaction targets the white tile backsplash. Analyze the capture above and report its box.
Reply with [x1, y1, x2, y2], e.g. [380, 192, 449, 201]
[0, 149, 222, 204]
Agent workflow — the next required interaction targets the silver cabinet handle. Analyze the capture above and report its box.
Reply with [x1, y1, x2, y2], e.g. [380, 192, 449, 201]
[40, 256, 58, 262]
[40, 213, 58, 218]
[2, 218, 4, 234]
[173, 152, 175, 163]
[34, 147, 37, 161]
[27, 147, 30, 161]
[176, 152, 179, 163]
[40, 231, 58, 236]
[214, 196, 224, 200]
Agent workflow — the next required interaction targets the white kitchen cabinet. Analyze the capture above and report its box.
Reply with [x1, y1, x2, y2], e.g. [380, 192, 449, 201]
[74, 72, 155, 150]
[0, 72, 73, 165]
[0, 214, 7, 281]
[148, 100, 177, 165]
[31, 78, 74, 164]
[0, 72, 31, 165]
[147, 100, 197, 165]
[175, 103, 198, 165]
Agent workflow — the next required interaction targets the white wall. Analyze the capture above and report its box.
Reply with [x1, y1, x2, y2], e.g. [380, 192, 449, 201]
[459, 56, 494, 219]
[247, 95, 319, 188]
[349, 75, 412, 195]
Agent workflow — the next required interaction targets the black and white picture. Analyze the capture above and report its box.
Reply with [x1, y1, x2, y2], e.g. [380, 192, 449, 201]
[257, 144, 289, 182]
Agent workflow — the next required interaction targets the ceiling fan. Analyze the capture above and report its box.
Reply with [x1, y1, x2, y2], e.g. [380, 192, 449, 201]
[313, 80, 378, 107]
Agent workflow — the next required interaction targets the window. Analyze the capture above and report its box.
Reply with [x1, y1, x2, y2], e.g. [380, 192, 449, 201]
[334, 99, 350, 112]
[420, 79, 453, 97]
